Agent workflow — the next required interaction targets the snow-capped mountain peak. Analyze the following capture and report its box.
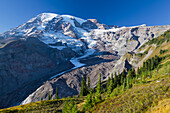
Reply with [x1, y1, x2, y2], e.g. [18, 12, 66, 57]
[0, 13, 98, 55]
[27, 13, 86, 27]
[29, 13, 59, 23]
[1, 12, 169, 58]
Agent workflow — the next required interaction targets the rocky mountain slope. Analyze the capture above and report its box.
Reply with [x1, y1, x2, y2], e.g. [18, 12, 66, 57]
[0, 13, 169, 108]
[0, 29, 169, 112]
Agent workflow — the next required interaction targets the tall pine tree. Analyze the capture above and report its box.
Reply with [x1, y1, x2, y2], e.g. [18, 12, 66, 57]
[122, 79, 126, 92]
[56, 87, 59, 99]
[80, 76, 87, 96]
[107, 76, 113, 97]
[83, 90, 93, 110]
[114, 72, 118, 88]
[48, 92, 51, 100]
[107, 77, 110, 91]
[87, 76, 91, 93]
[121, 69, 126, 84]
[131, 68, 136, 78]
[95, 73, 102, 103]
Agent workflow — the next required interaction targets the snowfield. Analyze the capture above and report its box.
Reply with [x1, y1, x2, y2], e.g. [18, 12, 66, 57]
[50, 49, 95, 79]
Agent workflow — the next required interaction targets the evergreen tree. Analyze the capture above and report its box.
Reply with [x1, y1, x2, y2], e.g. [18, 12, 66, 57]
[63, 100, 69, 113]
[106, 77, 110, 91]
[80, 76, 87, 96]
[137, 67, 140, 77]
[107, 76, 113, 97]
[95, 73, 102, 102]
[129, 78, 132, 88]
[141, 72, 145, 82]
[87, 77, 90, 89]
[56, 87, 59, 99]
[110, 85, 119, 97]
[127, 68, 136, 80]
[113, 72, 118, 88]
[126, 78, 129, 89]
[131, 68, 136, 78]
[72, 104, 78, 113]
[122, 79, 126, 92]
[122, 69, 126, 78]
[121, 69, 126, 84]
[96, 73, 101, 93]
[63, 99, 79, 113]
[151, 57, 154, 70]
[83, 91, 93, 110]
[115, 85, 119, 96]
[87, 77, 91, 93]
[48, 92, 51, 100]
[92, 95, 96, 106]
[41, 97, 43, 101]
[111, 73, 114, 88]
[69, 99, 74, 112]
[117, 71, 121, 85]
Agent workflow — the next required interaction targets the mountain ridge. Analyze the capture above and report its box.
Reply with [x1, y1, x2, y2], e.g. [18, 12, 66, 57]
[0, 13, 169, 108]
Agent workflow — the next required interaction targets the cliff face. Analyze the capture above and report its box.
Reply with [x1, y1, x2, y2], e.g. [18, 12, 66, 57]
[0, 13, 170, 108]
[0, 37, 76, 108]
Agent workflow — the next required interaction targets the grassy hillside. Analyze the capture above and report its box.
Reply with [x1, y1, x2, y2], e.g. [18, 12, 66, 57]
[1, 61, 169, 113]
[89, 29, 170, 113]
[0, 98, 84, 113]
[90, 62, 170, 113]
[0, 29, 170, 113]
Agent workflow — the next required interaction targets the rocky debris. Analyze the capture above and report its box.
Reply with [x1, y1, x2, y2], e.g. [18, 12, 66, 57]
[91, 25, 170, 55]
[21, 54, 119, 105]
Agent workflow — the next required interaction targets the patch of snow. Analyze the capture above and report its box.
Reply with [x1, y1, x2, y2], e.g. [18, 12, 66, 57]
[70, 49, 95, 68]
[129, 24, 146, 28]
[93, 27, 126, 36]
[49, 46, 66, 50]
[70, 59, 85, 68]
[37, 24, 46, 30]
[76, 27, 97, 48]
[40, 32, 84, 54]
[79, 49, 96, 59]
[61, 15, 86, 25]
[50, 49, 95, 79]
[15, 32, 24, 36]
[39, 13, 59, 22]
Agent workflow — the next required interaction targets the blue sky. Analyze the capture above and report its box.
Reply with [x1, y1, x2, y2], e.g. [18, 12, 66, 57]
[0, 0, 170, 33]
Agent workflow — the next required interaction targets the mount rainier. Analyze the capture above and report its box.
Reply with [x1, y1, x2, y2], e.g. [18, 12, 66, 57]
[0, 13, 169, 108]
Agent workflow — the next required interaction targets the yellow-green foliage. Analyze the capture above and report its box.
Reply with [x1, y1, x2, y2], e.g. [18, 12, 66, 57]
[135, 29, 170, 68]
[147, 98, 170, 113]
[124, 52, 133, 61]
[0, 98, 83, 113]
[140, 29, 170, 49]
[90, 62, 170, 113]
